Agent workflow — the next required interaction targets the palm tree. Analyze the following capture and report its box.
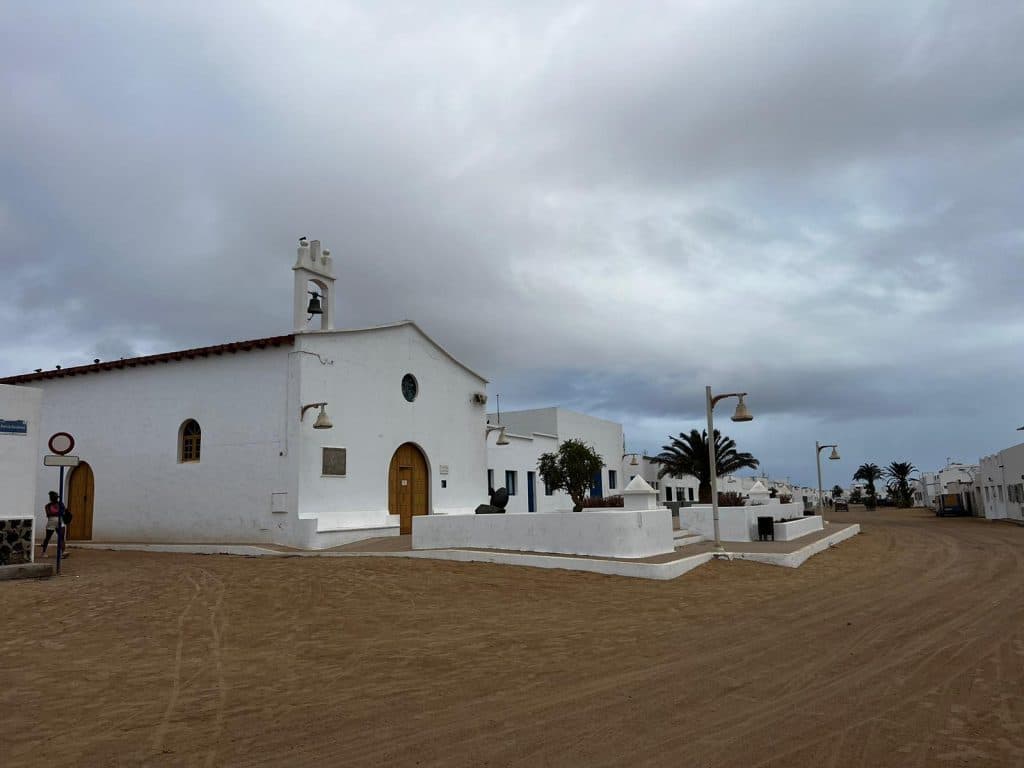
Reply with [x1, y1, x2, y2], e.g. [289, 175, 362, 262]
[831, 485, 844, 499]
[885, 461, 917, 508]
[853, 463, 883, 509]
[651, 429, 759, 504]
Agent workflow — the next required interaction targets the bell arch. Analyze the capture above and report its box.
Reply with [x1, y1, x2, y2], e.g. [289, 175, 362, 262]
[293, 237, 336, 331]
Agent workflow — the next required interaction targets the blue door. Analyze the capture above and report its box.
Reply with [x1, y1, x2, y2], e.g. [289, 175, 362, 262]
[527, 471, 536, 512]
[590, 470, 603, 498]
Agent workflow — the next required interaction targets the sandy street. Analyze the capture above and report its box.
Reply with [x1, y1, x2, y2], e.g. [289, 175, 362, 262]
[3, 507, 1024, 767]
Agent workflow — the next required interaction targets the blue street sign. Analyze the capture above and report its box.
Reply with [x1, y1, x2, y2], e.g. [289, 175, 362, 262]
[0, 419, 28, 435]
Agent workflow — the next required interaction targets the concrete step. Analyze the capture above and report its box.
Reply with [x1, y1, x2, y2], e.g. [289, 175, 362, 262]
[0, 562, 54, 580]
[673, 528, 705, 547]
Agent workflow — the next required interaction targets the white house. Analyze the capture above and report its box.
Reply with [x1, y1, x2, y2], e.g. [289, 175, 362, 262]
[0, 384, 43, 563]
[976, 444, 1024, 521]
[482, 408, 714, 512]
[484, 407, 626, 513]
[1, 239, 491, 549]
[913, 462, 978, 512]
[634, 456, 700, 506]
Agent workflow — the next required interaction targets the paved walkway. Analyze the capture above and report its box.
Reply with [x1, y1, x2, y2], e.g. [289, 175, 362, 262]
[70, 522, 859, 580]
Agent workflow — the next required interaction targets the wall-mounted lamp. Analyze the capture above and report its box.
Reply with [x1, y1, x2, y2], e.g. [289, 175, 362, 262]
[300, 402, 333, 429]
[486, 424, 510, 446]
[622, 452, 640, 466]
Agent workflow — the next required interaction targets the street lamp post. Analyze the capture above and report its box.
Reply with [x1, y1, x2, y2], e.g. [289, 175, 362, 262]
[706, 386, 753, 552]
[815, 441, 840, 515]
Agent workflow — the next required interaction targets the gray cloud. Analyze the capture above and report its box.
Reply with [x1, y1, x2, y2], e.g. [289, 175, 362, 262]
[2, 0, 1023, 485]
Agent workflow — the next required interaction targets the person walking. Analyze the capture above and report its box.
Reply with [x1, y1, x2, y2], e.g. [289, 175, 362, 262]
[41, 491, 69, 558]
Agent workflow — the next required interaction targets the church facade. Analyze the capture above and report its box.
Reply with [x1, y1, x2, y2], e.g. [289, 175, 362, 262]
[2, 239, 490, 549]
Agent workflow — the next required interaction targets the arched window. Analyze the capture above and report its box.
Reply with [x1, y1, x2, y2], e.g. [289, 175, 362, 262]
[179, 419, 201, 463]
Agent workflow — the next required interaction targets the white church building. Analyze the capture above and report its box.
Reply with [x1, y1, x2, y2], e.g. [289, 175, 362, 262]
[2, 239, 493, 549]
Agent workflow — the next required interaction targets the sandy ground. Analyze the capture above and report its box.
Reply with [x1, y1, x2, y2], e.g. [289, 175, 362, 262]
[3, 508, 1024, 767]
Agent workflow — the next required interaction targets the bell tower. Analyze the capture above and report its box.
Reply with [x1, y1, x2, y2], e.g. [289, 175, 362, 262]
[293, 237, 336, 331]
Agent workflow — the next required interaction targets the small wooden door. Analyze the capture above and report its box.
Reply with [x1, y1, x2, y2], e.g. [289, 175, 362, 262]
[66, 462, 95, 541]
[388, 443, 428, 534]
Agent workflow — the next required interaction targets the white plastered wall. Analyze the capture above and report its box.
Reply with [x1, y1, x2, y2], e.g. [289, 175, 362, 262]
[293, 324, 488, 529]
[978, 444, 1024, 521]
[0, 384, 43, 519]
[23, 348, 296, 544]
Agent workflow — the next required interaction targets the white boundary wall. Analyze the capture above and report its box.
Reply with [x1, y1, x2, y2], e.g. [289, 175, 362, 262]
[412, 508, 674, 558]
[680, 503, 813, 542]
[772, 515, 824, 541]
[78, 523, 861, 578]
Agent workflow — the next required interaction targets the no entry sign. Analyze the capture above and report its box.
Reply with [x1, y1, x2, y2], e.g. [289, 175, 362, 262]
[48, 432, 75, 455]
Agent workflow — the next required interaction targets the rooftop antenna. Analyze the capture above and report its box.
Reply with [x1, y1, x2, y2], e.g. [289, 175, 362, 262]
[496, 393, 501, 425]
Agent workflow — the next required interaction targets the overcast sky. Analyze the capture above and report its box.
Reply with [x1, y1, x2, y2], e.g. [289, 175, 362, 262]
[2, 1, 1022, 487]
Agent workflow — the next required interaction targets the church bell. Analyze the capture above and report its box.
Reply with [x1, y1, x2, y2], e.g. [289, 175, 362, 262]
[306, 290, 324, 317]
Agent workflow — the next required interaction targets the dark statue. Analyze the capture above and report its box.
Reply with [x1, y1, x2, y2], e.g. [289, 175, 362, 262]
[475, 486, 509, 514]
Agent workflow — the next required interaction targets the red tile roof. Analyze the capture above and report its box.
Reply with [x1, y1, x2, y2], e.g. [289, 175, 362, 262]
[0, 334, 295, 384]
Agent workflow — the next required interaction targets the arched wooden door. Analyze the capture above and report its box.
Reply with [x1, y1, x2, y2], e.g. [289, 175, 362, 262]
[388, 443, 428, 535]
[66, 462, 95, 541]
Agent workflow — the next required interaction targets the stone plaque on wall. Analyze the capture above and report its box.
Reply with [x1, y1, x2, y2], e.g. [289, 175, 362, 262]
[322, 448, 347, 476]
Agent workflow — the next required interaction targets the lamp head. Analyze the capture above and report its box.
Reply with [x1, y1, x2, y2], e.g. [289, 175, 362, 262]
[312, 404, 333, 430]
[730, 395, 753, 422]
[495, 425, 510, 446]
[630, 453, 639, 466]
[828, 447, 840, 461]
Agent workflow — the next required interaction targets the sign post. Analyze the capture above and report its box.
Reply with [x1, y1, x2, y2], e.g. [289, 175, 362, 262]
[46, 433, 76, 574]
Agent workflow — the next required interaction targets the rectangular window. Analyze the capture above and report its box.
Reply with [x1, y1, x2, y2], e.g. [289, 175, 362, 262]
[665, 487, 673, 502]
[608, 470, 617, 490]
[985, 487, 991, 500]
[688, 488, 695, 501]
[505, 470, 518, 496]
[677, 488, 684, 501]
[544, 477, 553, 496]
[652, 481, 659, 490]
[998, 486, 1004, 502]
[487, 469, 494, 492]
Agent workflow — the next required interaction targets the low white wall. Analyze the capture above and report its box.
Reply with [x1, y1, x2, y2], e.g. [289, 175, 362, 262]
[772, 515, 824, 541]
[680, 506, 749, 542]
[411, 508, 674, 559]
[680, 503, 806, 542]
